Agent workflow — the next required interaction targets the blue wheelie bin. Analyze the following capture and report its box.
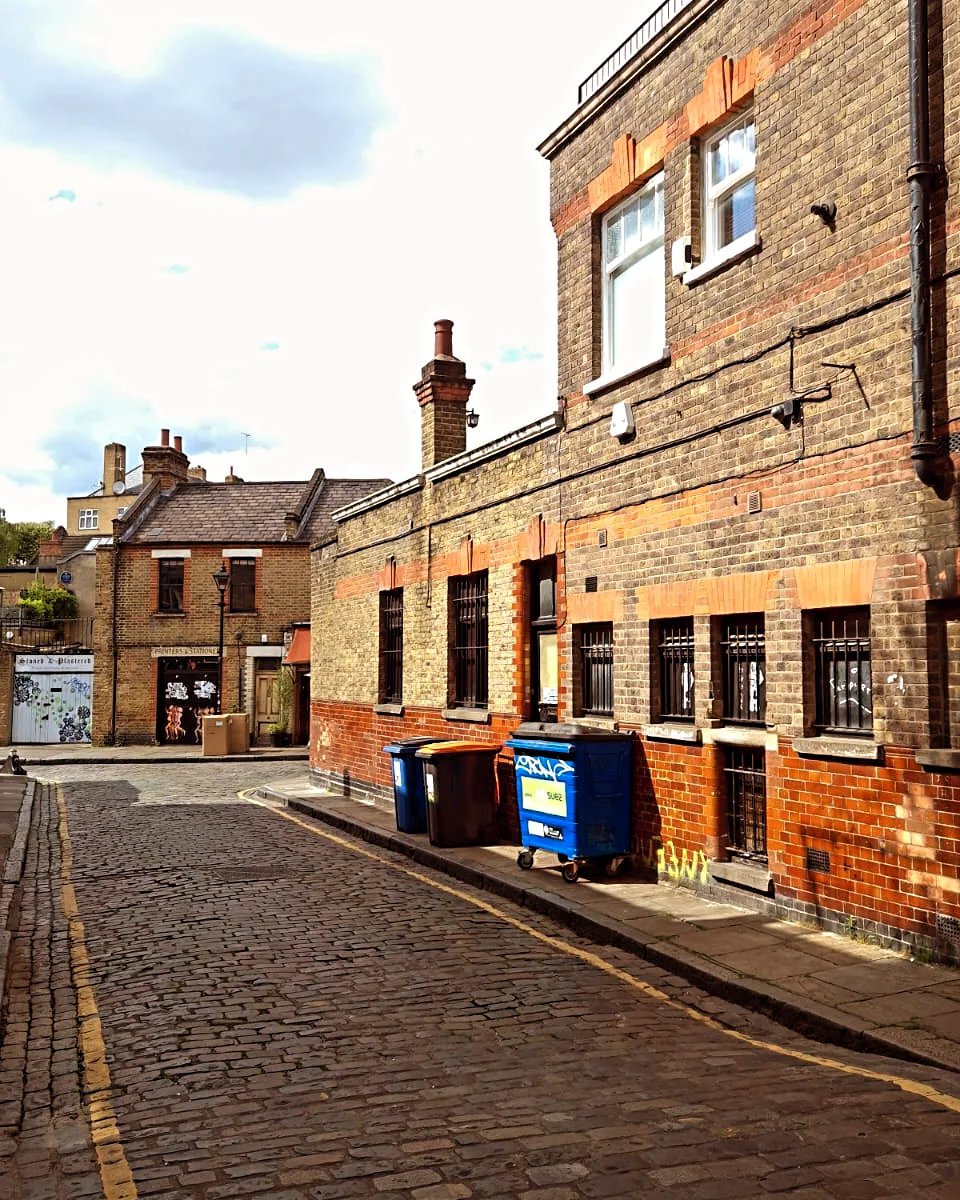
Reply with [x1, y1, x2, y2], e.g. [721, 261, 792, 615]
[505, 723, 633, 882]
[383, 737, 441, 833]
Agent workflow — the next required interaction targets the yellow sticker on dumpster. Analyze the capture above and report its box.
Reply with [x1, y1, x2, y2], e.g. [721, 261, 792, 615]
[520, 775, 567, 817]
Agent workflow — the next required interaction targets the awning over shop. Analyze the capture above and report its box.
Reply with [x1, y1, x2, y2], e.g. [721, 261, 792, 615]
[283, 627, 311, 665]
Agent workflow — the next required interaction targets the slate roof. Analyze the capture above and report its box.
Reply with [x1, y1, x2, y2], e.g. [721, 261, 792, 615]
[123, 476, 393, 546]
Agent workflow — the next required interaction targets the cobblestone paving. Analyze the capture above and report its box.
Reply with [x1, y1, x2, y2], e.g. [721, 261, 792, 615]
[2, 763, 960, 1198]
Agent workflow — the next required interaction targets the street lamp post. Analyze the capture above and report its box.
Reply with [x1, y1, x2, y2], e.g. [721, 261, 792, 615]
[212, 566, 229, 714]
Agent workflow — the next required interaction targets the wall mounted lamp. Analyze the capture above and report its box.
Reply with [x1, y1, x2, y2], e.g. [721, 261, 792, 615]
[466, 409, 479, 429]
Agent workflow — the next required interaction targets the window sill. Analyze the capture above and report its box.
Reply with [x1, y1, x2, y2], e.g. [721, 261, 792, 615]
[374, 703, 404, 717]
[915, 748, 960, 772]
[571, 714, 617, 731]
[710, 858, 773, 896]
[153, 611, 186, 618]
[792, 736, 882, 763]
[683, 231, 761, 286]
[702, 725, 771, 749]
[583, 347, 670, 397]
[442, 707, 491, 724]
[643, 722, 701, 744]
[227, 610, 258, 617]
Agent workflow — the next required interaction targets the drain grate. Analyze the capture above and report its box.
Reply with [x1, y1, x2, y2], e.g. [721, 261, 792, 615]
[805, 848, 830, 874]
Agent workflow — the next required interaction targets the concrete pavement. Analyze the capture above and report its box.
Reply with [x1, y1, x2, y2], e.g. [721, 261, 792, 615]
[4, 742, 960, 1077]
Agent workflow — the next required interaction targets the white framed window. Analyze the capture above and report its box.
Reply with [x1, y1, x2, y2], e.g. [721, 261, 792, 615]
[600, 171, 665, 380]
[703, 111, 756, 261]
[78, 509, 99, 530]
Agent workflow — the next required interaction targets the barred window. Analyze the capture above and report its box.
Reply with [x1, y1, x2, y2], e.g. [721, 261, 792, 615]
[724, 746, 767, 861]
[813, 607, 872, 734]
[721, 615, 765, 724]
[657, 618, 695, 721]
[379, 588, 404, 704]
[578, 623, 614, 716]
[229, 558, 256, 613]
[158, 558, 185, 613]
[450, 572, 488, 708]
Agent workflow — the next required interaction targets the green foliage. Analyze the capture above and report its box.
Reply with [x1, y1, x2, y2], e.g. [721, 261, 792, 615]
[273, 667, 294, 732]
[17, 581, 79, 623]
[0, 509, 54, 565]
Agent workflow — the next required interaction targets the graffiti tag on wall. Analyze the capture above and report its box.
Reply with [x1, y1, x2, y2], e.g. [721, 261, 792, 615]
[639, 838, 709, 885]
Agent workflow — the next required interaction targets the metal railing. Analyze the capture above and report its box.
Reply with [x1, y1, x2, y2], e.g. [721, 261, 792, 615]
[0, 617, 95, 652]
[578, 0, 695, 103]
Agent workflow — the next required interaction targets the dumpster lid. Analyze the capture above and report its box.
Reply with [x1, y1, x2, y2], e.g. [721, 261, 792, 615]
[510, 721, 631, 741]
[383, 736, 440, 753]
[415, 741, 501, 757]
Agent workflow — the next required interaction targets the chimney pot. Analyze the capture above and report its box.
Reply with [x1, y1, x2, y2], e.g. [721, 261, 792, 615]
[161, 428, 170, 447]
[434, 319, 454, 359]
[174, 435, 182, 453]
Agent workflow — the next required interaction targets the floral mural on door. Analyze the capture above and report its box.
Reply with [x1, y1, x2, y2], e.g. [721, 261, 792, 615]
[12, 655, 94, 744]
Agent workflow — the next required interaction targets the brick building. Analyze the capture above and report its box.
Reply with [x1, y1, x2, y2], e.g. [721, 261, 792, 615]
[311, 0, 960, 960]
[94, 430, 389, 746]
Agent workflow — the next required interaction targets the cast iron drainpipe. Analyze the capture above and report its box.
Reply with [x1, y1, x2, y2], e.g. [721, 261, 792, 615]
[908, 0, 940, 485]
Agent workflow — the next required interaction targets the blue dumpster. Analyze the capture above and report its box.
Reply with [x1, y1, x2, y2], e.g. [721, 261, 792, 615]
[383, 737, 440, 833]
[505, 723, 633, 883]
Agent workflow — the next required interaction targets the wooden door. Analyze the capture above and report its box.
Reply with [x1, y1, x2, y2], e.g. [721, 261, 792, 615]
[255, 670, 280, 742]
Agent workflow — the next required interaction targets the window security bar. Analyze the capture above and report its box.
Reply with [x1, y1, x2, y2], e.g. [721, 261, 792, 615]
[721, 617, 765, 724]
[659, 619, 695, 720]
[380, 589, 403, 704]
[452, 574, 488, 708]
[580, 624, 614, 715]
[813, 609, 872, 734]
[725, 746, 767, 861]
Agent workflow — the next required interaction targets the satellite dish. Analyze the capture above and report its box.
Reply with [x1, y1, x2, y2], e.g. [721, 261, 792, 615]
[112, 480, 126, 495]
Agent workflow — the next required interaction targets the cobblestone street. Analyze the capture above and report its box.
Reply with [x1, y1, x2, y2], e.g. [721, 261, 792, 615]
[3, 764, 960, 1199]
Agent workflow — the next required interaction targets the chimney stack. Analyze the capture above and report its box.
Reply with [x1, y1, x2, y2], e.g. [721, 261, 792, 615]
[141, 429, 189, 490]
[102, 443, 126, 493]
[413, 319, 475, 470]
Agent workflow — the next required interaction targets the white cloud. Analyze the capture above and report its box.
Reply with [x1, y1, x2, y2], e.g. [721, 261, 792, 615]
[0, 0, 651, 521]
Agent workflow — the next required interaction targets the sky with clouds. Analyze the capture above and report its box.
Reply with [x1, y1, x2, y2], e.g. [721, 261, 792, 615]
[0, 1, 649, 522]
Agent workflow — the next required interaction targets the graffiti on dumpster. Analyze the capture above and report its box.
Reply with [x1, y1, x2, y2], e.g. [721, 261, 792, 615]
[514, 755, 575, 782]
[639, 837, 709, 885]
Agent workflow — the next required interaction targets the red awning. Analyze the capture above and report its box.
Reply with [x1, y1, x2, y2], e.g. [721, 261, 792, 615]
[283, 627, 311, 665]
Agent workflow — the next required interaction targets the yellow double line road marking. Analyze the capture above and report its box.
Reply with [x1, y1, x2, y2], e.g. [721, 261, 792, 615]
[54, 783, 960, 1200]
[56, 786, 138, 1200]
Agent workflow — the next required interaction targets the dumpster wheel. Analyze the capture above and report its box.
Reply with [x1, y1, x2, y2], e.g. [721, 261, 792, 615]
[561, 860, 580, 883]
[517, 850, 535, 870]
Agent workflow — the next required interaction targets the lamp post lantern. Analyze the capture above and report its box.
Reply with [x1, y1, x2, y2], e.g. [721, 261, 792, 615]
[212, 566, 229, 714]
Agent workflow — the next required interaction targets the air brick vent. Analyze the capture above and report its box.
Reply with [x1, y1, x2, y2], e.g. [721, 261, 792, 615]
[747, 490, 762, 514]
[805, 848, 830, 874]
[937, 914, 960, 946]
[585, 576, 598, 593]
